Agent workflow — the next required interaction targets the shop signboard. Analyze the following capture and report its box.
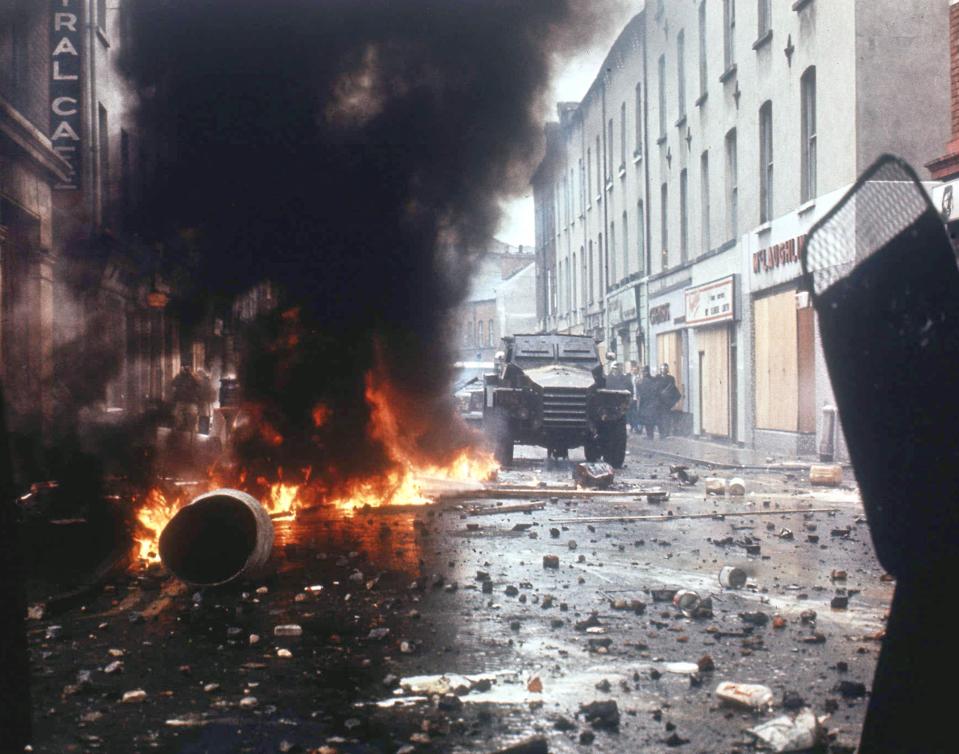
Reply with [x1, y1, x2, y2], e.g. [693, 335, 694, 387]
[685, 275, 736, 326]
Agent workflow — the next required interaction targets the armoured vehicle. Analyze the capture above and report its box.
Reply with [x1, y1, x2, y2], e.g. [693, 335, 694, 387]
[483, 334, 631, 467]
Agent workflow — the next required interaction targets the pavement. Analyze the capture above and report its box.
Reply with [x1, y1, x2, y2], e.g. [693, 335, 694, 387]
[25, 447, 882, 754]
[626, 432, 822, 470]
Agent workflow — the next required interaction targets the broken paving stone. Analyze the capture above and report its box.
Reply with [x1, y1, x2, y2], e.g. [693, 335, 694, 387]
[505, 585, 519, 597]
[550, 528, 560, 538]
[476, 570, 490, 581]
[492, 736, 549, 754]
[831, 569, 848, 581]
[45, 625, 63, 641]
[543, 554, 560, 569]
[835, 680, 867, 698]
[482, 580, 494, 594]
[610, 598, 646, 613]
[782, 691, 806, 710]
[831, 595, 849, 609]
[575, 613, 602, 631]
[715, 682, 774, 710]
[799, 610, 818, 624]
[104, 661, 123, 675]
[368, 628, 390, 640]
[748, 708, 824, 752]
[550, 618, 565, 629]
[595, 679, 611, 692]
[277, 648, 293, 658]
[249, 634, 261, 646]
[665, 732, 690, 747]
[697, 655, 715, 673]
[773, 615, 787, 629]
[239, 696, 258, 709]
[540, 595, 556, 609]
[579, 730, 596, 744]
[527, 676, 543, 693]
[651, 589, 677, 603]
[438, 693, 463, 711]
[800, 633, 827, 644]
[580, 700, 620, 730]
[203, 683, 220, 693]
[274, 624, 303, 637]
[553, 716, 576, 731]
[510, 621, 521, 632]
[568, 540, 578, 550]
[121, 689, 147, 704]
[739, 611, 770, 626]
[778, 528, 795, 540]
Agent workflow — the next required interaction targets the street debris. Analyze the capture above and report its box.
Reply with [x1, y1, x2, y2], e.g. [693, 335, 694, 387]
[705, 478, 727, 496]
[121, 689, 147, 704]
[718, 566, 747, 589]
[579, 700, 620, 730]
[727, 478, 747, 496]
[573, 462, 615, 489]
[810, 464, 843, 486]
[747, 708, 825, 752]
[670, 465, 699, 485]
[715, 682, 774, 710]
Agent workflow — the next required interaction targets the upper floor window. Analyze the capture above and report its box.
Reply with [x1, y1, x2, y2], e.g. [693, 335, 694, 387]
[677, 30, 686, 120]
[757, 0, 771, 37]
[679, 169, 689, 263]
[634, 84, 643, 156]
[759, 101, 774, 223]
[700, 151, 711, 253]
[607, 118, 615, 179]
[98, 0, 107, 32]
[620, 101, 627, 169]
[658, 54, 667, 137]
[723, 0, 736, 72]
[698, 2, 708, 98]
[725, 128, 738, 241]
[801, 66, 817, 202]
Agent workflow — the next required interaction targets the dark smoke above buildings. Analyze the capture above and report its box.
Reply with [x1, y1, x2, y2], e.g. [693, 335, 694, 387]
[119, 0, 614, 487]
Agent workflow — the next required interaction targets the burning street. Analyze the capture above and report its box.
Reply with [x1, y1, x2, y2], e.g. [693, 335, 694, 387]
[3, 1, 959, 751]
[25, 443, 883, 753]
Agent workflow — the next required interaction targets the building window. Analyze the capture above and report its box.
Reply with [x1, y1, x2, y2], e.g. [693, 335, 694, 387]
[634, 83, 643, 157]
[622, 210, 629, 277]
[465, 321, 471, 345]
[598, 233, 604, 293]
[609, 221, 616, 284]
[588, 240, 595, 304]
[620, 101, 627, 169]
[801, 66, 817, 202]
[571, 252, 577, 312]
[758, 0, 771, 37]
[636, 200, 646, 275]
[700, 150, 711, 254]
[677, 30, 686, 121]
[607, 118, 615, 180]
[759, 100, 773, 223]
[723, 0, 736, 72]
[477, 321, 484, 347]
[658, 54, 667, 138]
[579, 157, 586, 215]
[587, 147, 593, 200]
[661, 182, 669, 270]
[725, 128, 738, 241]
[488, 320, 494, 346]
[596, 135, 602, 195]
[98, 103, 110, 213]
[698, 2, 708, 98]
[679, 169, 689, 263]
[98, 0, 107, 32]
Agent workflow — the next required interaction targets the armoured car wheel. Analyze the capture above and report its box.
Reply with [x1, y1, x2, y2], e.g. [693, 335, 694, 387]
[584, 439, 602, 462]
[601, 418, 627, 468]
[495, 436, 514, 466]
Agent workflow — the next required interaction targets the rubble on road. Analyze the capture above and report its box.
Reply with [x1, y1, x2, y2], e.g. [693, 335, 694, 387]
[715, 682, 774, 710]
[747, 708, 825, 752]
[573, 462, 615, 489]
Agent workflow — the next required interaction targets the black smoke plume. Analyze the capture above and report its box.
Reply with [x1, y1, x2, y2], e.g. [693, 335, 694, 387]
[120, 0, 614, 490]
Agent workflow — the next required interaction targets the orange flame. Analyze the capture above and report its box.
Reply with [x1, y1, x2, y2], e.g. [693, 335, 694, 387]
[135, 488, 184, 563]
[327, 371, 498, 513]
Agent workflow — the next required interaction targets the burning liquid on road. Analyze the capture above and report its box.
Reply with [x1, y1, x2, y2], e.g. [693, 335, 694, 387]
[133, 368, 497, 564]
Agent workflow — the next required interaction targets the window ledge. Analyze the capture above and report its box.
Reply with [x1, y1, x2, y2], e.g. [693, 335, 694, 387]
[752, 30, 773, 51]
[792, 0, 813, 11]
[605, 180, 614, 193]
[675, 114, 687, 128]
[754, 221, 772, 235]
[797, 198, 816, 214]
[587, 203, 592, 211]
[695, 91, 708, 108]
[656, 134, 667, 146]
[595, 193, 603, 204]
[618, 164, 626, 179]
[632, 151, 643, 165]
[719, 64, 737, 84]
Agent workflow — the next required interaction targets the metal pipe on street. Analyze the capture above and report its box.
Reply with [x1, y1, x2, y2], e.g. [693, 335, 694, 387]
[158, 488, 274, 586]
[550, 507, 841, 524]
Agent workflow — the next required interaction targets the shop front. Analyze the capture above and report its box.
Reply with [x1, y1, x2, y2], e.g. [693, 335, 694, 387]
[647, 274, 691, 435]
[744, 204, 836, 457]
[606, 284, 644, 368]
[685, 274, 738, 440]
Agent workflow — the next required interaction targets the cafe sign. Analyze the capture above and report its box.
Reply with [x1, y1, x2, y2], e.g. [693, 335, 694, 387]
[685, 275, 736, 326]
[50, 0, 83, 190]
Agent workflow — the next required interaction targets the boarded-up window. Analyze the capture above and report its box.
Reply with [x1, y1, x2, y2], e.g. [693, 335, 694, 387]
[699, 325, 730, 437]
[657, 330, 685, 411]
[754, 289, 814, 431]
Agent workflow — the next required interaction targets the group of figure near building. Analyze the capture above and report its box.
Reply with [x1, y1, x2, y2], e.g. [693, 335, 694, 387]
[606, 359, 682, 439]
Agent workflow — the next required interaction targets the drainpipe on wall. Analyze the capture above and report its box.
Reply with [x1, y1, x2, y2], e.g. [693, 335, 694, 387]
[641, 23, 653, 367]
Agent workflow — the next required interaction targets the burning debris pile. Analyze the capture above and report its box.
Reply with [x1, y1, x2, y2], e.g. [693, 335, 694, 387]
[106, 0, 612, 555]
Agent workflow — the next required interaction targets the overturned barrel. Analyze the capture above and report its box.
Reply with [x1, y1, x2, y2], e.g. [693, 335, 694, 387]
[158, 488, 274, 586]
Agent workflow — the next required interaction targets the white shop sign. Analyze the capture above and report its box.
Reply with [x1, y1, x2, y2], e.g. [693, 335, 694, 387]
[685, 275, 735, 326]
